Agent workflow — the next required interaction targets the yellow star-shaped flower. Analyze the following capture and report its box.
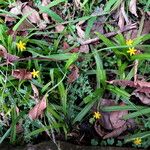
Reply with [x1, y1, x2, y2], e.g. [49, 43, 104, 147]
[93, 111, 101, 119]
[126, 39, 133, 46]
[127, 47, 137, 56]
[31, 69, 39, 78]
[16, 41, 26, 51]
[133, 137, 142, 145]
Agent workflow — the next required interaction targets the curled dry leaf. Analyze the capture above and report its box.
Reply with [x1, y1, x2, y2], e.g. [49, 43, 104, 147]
[103, 125, 127, 139]
[132, 91, 150, 105]
[129, 0, 138, 17]
[28, 94, 47, 120]
[76, 24, 85, 39]
[12, 69, 32, 80]
[30, 83, 39, 103]
[0, 45, 19, 63]
[67, 65, 79, 83]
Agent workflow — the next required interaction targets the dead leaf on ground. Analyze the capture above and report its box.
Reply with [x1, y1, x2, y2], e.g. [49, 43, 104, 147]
[12, 69, 32, 80]
[28, 94, 47, 120]
[109, 103, 128, 129]
[22, 5, 46, 29]
[30, 83, 39, 103]
[129, 0, 138, 17]
[41, 0, 50, 23]
[79, 45, 89, 53]
[67, 65, 79, 83]
[132, 91, 150, 105]
[55, 24, 65, 33]
[0, 45, 19, 63]
[76, 24, 85, 39]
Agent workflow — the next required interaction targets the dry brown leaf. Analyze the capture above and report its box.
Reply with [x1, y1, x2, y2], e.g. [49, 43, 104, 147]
[103, 125, 127, 139]
[0, 45, 19, 63]
[118, 10, 125, 30]
[28, 94, 47, 120]
[109, 103, 128, 129]
[22, 5, 46, 29]
[30, 83, 39, 103]
[132, 91, 150, 105]
[79, 45, 89, 53]
[129, 0, 138, 17]
[67, 65, 79, 83]
[76, 25, 85, 39]
[55, 24, 65, 33]
[12, 69, 32, 80]
[63, 42, 70, 50]
[41, 0, 50, 23]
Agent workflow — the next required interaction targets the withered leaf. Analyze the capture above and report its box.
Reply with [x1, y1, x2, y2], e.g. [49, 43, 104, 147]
[103, 125, 127, 139]
[132, 91, 150, 105]
[76, 24, 85, 39]
[129, 0, 138, 17]
[79, 45, 89, 53]
[22, 5, 46, 29]
[108, 80, 150, 88]
[12, 69, 32, 80]
[0, 45, 19, 63]
[55, 24, 65, 33]
[41, 0, 50, 23]
[28, 94, 47, 120]
[30, 83, 39, 103]
[67, 65, 79, 83]
[109, 103, 128, 129]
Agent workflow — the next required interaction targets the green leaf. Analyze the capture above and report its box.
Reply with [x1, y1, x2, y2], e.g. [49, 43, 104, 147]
[73, 101, 95, 124]
[93, 49, 106, 88]
[123, 107, 150, 120]
[65, 53, 78, 69]
[39, 6, 63, 22]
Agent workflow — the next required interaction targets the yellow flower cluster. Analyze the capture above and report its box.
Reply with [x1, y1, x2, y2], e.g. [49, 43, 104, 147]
[126, 39, 137, 56]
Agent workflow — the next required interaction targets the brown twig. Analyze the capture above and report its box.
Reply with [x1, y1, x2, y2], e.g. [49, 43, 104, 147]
[80, 23, 137, 45]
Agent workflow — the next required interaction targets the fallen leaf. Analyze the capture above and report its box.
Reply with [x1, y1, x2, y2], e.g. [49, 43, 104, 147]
[12, 69, 32, 80]
[67, 65, 79, 83]
[103, 125, 127, 139]
[63, 42, 70, 50]
[55, 24, 65, 33]
[76, 24, 85, 39]
[28, 94, 47, 120]
[79, 45, 89, 53]
[129, 0, 138, 17]
[30, 83, 39, 103]
[41, 0, 50, 23]
[109, 103, 128, 129]
[22, 5, 46, 29]
[132, 91, 150, 105]
[0, 45, 19, 63]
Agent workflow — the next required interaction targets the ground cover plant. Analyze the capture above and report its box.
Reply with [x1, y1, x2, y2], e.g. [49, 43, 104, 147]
[0, 0, 150, 149]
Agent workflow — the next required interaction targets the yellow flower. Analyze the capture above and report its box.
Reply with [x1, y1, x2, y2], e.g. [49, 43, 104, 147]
[126, 39, 133, 46]
[127, 47, 137, 56]
[16, 41, 26, 51]
[31, 69, 39, 78]
[133, 137, 142, 145]
[93, 111, 101, 119]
